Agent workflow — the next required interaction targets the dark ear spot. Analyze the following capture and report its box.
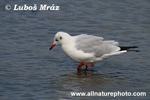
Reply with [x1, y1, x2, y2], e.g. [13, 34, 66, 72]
[55, 39, 58, 41]
[60, 36, 62, 40]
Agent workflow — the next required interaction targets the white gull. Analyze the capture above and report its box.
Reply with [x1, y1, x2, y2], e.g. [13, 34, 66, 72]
[50, 31, 138, 70]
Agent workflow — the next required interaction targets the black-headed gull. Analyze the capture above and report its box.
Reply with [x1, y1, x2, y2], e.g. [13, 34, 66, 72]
[50, 32, 138, 71]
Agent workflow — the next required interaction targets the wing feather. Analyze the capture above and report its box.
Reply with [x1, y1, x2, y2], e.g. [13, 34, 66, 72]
[75, 34, 120, 57]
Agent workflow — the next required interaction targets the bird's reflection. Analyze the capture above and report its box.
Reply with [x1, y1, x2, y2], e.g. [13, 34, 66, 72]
[76, 69, 97, 78]
[49, 67, 130, 100]
[50, 69, 119, 92]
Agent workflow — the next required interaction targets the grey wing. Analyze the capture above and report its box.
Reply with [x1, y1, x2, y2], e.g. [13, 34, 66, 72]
[75, 34, 120, 57]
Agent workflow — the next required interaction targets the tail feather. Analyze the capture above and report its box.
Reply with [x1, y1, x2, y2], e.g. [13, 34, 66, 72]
[119, 46, 139, 52]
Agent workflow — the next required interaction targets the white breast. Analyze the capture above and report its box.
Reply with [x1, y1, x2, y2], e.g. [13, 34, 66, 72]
[61, 43, 94, 63]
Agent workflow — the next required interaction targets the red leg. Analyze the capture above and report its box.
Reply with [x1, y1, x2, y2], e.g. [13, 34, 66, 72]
[82, 62, 94, 67]
[77, 63, 84, 71]
[77, 62, 94, 71]
[85, 65, 88, 70]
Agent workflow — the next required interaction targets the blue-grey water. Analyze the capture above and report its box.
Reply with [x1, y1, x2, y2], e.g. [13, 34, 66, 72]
[0, 0, 150, 100]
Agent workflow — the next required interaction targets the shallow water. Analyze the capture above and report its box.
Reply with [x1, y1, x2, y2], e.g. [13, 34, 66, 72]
[0, 0, 150, 100]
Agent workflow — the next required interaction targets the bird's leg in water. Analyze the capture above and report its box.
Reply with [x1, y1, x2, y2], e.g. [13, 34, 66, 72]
[77, 62, 94, 71]
[85, 65, 88, 70]
[77, 63, 84, 71]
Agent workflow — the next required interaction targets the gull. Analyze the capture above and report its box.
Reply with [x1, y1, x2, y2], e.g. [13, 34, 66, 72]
[49, 32, 138, 71]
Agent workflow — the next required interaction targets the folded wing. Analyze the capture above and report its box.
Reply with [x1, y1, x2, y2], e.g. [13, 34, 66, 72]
[75, 34, 120, 57]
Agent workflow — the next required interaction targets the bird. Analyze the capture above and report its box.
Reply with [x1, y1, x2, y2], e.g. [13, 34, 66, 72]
[49, 31, 138, 71]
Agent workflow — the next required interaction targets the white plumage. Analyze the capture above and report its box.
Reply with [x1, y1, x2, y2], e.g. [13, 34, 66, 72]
[50, 31, 127, 70]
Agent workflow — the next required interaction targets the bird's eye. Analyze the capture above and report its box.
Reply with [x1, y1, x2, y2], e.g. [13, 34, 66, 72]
[55, 39, 58, 41]
[60, 37, 62, 40]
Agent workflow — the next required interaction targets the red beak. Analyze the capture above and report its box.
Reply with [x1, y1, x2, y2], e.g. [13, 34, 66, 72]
[49, 44, 56, 50]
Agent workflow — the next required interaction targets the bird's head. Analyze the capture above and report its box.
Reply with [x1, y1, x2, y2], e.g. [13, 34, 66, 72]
[49, 32, 71, 50]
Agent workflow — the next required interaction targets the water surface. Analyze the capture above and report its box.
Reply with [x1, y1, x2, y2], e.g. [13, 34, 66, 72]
[0, 0, 150, 100]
